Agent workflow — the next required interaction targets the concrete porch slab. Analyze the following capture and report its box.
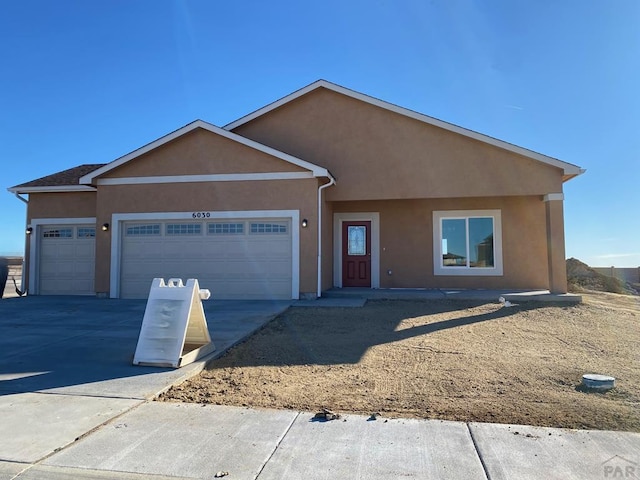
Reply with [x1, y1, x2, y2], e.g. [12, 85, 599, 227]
[324, 288, 582, 303]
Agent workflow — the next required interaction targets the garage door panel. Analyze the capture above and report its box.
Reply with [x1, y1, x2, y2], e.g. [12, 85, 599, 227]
[207, 260, 290, 277]
[76, 243, 95, 256]
[42, 262, 75, 276]
[204, 280, 290, 299]
[210, 243, 250, 256]
[247, 245, 290, 257]
[39, 225, 95, 295]
[54, 244, 75, 257]
[75, 262, 94, 276]
[71, 277, 94, 292]
[120, 218, 293, 299]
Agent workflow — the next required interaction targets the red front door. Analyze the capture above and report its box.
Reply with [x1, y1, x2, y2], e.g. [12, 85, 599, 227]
[342, 221, 371, 287]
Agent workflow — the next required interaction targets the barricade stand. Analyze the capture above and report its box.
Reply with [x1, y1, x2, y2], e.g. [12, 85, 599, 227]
[133, 278, 216, 368]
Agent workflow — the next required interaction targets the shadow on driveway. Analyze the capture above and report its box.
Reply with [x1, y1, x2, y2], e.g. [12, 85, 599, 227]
[0, 296, 288, 398]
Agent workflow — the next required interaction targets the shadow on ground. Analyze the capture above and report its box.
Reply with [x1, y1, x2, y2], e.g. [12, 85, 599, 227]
[205, 299, 545, 368]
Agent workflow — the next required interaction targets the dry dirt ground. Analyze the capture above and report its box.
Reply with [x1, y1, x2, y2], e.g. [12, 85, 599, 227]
[160, 292, 640, 432]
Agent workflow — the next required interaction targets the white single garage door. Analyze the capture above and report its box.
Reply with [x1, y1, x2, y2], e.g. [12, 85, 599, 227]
[39, 225, 96, 295]
[120, 219, 292, 300]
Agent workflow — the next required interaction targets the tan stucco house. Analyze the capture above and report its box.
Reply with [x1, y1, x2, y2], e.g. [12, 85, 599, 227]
[8, 80, 584, 299]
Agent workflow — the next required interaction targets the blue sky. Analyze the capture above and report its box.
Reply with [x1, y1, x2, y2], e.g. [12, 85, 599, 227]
[1, 0, 638, 267]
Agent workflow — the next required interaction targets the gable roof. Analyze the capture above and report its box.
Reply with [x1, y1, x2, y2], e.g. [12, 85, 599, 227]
[79, 119, 332, 185]
[225, 80, 585, 182]
[8, 164, 104, 193]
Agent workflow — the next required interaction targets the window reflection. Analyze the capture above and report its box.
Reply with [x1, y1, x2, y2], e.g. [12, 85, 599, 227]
[442, 219, 466, 266]
[442, 217, 494, 268]
[469, 218, 494, 267]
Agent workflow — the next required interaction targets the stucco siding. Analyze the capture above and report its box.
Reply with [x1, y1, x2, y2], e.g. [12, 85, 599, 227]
[28, 192, 97, 220]
[233, 88, 563, 201]
[321, 198, 334, 292]
[102, 128, 308, 179]
[331, 196, 550, 290]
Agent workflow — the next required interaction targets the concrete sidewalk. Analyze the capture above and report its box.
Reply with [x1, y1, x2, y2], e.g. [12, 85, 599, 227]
[2, 294, 637, 480]
[3, 404, 639, 480]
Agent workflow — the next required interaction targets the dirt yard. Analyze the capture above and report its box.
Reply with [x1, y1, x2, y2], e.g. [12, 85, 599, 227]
[160, 292, 640, 432]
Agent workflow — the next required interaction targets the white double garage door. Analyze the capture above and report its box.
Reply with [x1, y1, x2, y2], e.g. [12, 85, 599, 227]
[36, 217, 293, 299]
[118, 217, 293, 300]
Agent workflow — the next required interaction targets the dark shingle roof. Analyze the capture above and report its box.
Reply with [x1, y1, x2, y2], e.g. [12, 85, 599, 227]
[10, 164, 106, 189]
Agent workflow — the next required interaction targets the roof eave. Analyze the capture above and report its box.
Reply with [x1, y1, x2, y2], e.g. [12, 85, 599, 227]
[7, 185, 97, 194]
[562, 168, 587, 183]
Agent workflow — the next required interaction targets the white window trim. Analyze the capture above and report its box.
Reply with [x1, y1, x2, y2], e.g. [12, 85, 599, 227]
[28, 217, 97, 294]
[110, 210, 300, 299]
[333, 212, 380, 288]
[433, 210, 503, 276]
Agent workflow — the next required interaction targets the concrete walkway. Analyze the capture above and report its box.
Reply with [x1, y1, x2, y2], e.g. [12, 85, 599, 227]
[322, 287, 583, 303]
[1, 294, 637, 480]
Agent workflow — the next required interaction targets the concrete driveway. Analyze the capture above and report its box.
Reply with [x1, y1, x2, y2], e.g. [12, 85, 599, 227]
[0, 296, 290, 464]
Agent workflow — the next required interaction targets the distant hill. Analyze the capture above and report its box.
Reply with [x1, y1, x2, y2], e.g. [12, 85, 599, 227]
[567, 258, 637, 295]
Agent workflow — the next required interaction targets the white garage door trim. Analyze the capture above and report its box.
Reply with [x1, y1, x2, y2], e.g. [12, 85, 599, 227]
[28, 217, 97, 294]
[109, 210, 300, 299]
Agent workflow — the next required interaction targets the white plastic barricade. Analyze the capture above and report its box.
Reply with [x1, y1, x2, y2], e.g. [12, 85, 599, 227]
[133, 278, 215, 368]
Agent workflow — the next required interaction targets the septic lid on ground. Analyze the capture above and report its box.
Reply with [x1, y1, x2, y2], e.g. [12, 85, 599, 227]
[582, 374, 615, 390]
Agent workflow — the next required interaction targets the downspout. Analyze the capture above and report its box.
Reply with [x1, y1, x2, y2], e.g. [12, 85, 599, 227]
[13, 192, 29, 294]
[14, 192, 28, 205]
[317, 175, 336, 298]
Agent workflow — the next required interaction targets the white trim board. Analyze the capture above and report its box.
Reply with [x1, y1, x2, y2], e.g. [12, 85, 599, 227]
[8, 186, 96, 194]
[28, 217, 97, 294]
[96, 172, 314, 186]
[80, 120, 332, 184]
[109, 210, 300, 300]
[224, 80, 584, 180]
[333, 212, 380, 289]
[543, 193, 564, 202]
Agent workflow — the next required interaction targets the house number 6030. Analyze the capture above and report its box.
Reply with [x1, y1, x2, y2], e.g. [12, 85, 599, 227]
[192, 212, 211, 218]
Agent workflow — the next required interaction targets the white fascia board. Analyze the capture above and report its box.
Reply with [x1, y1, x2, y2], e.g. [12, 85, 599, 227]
[8, 185, 96, 194]
[80, 119, 331, 185]
[224, 80, 584, 178]
[96, 172, 315, 186]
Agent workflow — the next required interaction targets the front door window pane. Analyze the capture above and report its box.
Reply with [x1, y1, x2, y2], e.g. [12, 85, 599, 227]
[348, 226, 366, 255]
[442, 219, 466, 266]
[469, 218, 494, 267]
